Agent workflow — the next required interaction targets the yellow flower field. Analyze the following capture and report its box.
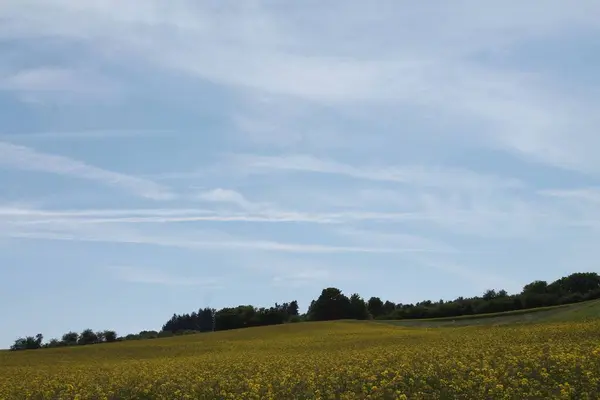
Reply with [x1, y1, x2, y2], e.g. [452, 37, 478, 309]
[1, 320, 600, 399]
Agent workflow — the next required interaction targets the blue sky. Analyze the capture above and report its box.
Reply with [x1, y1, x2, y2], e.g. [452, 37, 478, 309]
[1, 1, 600, 347]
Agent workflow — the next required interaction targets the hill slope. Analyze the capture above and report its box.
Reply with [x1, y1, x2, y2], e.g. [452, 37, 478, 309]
[2, 318, 600, 399]
[377, 299, 600, 328]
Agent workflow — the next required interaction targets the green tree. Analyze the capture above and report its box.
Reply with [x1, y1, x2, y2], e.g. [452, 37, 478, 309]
[287, 300, 299, 316]
[349, 293, 370, 320]
[10, 334, 43, 351]
[103, 330, 118, 343]
[522, 280, 548, 295]
[45, 338, 62, 348]
[95, 331, 106, 343]
[307, 288, 351, 321]
[78, 329, 98, 345]
[482, 289, 497, 301]
[62, 331, 79, 346]
[367, 297, 384, 318]
[549, 272, 600, 294]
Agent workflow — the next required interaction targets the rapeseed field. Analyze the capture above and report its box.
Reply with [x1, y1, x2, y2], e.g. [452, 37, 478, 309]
[1, 320, 599, 399]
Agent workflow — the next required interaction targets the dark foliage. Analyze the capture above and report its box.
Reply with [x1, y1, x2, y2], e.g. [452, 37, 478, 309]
[306, 288, 369, 321]
[373, 272, 600, 320]
[162, 301, 300, 334]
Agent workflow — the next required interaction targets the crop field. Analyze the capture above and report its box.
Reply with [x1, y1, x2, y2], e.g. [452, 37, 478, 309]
[1, 319, 600, 399]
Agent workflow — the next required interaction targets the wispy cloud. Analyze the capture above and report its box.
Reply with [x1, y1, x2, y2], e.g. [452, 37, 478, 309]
[334, 227, 459, 254]
[195, 188, 261, 211]
[540, 188, 600, 203]
[2, 1, 599, 173]
[0, 203, 552, 237]
[225, 154, 523, 190]
[107, 265, 220, 287]
[2, 211, 435, 254]
[411, 256, 521, 294]
[240, 254, 364, 287]
[271, 270, 332, 287]
[0, 129, 173, 140]
[0, 205, 414, 225]
[0, 0, 599, 305]
[5, 229, 433, 255]
[0, 67, 120, 104]
[0, 141, 175, 200]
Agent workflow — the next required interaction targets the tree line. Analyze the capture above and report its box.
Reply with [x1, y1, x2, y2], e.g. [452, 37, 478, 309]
[363, 272, 600, 320]
[10, 272, 600, 350]
[10, 329, 118, 351]
[162, 301, 300, 333]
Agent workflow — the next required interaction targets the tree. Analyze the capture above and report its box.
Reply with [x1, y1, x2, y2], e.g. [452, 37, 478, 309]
[103, 330, 117, 343]
[482, 289, 497, 301]
[367, 297, 384, 318]
[522, 280, 548, 295]
[287, 300, 299, 317]
[10, 335, 44, 351]
[45, 338, 62, 348]
[307, 288, 351, 321]
[550, 273, 600, 295]
[95, 331, 106, 343]
[62, 331, 79, 346]
[349, 293, 370, 320]
[78, 329, 98, 345]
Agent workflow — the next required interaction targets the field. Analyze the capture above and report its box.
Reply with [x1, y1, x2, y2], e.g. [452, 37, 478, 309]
[2, 304, 600, 399]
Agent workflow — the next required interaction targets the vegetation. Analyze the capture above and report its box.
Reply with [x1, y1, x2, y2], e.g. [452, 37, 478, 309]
[162, 301, 300, 333]
[8, 271, 600, 351]
[3, 271, 600, 398]
[2, 320, 600, 399]
[9, 330, 118, 351]
[381, 299, 600, 328]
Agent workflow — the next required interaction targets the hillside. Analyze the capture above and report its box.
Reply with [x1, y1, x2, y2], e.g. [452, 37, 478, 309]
[378, 298, 600, 328]
[2, 319, 600, 399]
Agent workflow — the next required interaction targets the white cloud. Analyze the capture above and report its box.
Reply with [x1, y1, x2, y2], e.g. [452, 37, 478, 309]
[0, 141, 175, 200]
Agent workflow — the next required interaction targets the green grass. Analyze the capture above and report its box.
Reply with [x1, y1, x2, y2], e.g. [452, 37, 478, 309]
[377, 299, 600, 328]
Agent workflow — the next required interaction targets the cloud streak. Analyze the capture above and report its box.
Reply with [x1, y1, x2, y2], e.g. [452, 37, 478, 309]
[0, 141, 175, 200]
[195, 188, 262, 211]
[225, 154, 524, 190]
[0, 67, 121, 104]
[0, 129, 174, 140]
[5, 229, 435, 255]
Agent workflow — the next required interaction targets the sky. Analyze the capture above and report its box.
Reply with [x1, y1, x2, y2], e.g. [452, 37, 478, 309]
[1, 1, 600, 347]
